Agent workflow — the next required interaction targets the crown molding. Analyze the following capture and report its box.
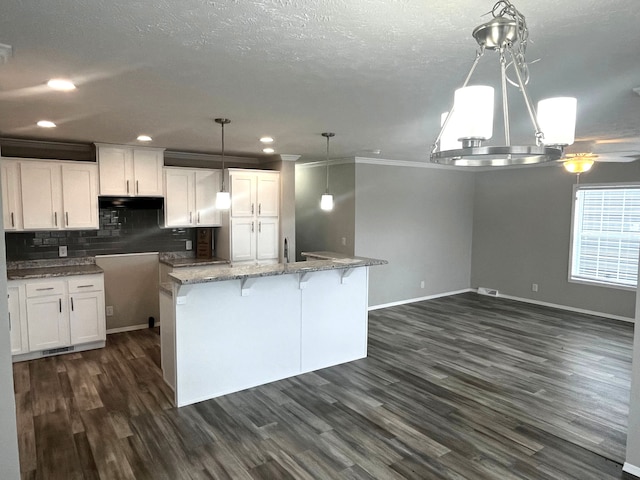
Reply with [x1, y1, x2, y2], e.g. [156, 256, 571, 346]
[280, 154, 301, 162]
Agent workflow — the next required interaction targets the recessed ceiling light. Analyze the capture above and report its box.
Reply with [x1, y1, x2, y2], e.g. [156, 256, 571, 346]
[47, 78, 76, 91]
[260, 137, 274, 144]
[137, 135, 153, 142]
[37, 120, 56, 128]
[263, 148, 275, 154]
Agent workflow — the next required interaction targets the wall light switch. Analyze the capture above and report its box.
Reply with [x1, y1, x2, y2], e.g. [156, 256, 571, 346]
[59, 246, 68, 257]
[186, 240, 193, 251]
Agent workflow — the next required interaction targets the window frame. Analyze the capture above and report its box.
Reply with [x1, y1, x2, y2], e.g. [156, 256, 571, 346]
[568, 181, 640, 292]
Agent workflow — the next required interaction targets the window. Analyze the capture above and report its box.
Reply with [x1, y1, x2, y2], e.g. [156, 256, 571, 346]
[570, 185, 640, 289]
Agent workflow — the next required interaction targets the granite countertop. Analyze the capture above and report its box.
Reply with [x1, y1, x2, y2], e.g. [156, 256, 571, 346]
[169, 256, 387, 285]
[7, 260, 103, 280]
[302, 251, 364, 261]
[159, 256, 229, 268]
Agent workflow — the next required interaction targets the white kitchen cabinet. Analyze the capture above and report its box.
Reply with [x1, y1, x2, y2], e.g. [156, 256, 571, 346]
[25, 280, 69, 351]
[96, 143, 164, 196]
[10, 274, 106, 361]
[18, 160, 98, 231]
[163, 167, 221, 227]
[1, 160, 23, 231]
[218, 169, 280, 264]
[8, 285, 28, 355]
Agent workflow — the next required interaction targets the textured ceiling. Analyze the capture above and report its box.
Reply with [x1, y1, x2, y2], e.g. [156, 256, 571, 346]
[0, 0, 639, 163]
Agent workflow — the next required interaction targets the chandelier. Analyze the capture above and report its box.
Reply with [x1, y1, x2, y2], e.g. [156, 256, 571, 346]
[430, 0, 577, 167]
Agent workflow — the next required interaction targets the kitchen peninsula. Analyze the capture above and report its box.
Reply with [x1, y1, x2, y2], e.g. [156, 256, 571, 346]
[160, 255, 386, 407]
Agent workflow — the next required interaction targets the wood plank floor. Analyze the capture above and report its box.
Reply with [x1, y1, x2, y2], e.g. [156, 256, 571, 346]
[13, 292, 636, 479]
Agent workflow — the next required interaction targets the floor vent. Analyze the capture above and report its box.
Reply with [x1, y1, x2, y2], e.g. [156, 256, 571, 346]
[478, 287, 499, 297]
[42, 346, 75, 356]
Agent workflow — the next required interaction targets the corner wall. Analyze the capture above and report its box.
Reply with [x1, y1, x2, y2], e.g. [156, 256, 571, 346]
[471, 162, 640, 319]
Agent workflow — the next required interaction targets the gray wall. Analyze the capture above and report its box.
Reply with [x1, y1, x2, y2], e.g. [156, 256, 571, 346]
[295, 161, 356, 261]
[354, 162, 475, 307]
[471, 162, 640, 319]
[0, 173, 22, 478]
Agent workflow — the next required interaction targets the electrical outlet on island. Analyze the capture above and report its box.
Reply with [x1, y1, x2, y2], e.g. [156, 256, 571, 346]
[59, 245, 68, 257]
[186, 240, 193, 251]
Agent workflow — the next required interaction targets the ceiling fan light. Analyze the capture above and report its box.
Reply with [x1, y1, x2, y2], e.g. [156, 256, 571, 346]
[537, 97, 577, 146]
[563, 157, 594, 174]
[454, 86, 494, 142]
[320, 194, 334, 211]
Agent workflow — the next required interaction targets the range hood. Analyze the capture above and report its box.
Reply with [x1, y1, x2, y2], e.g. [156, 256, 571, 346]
[99, 196, 164, 209]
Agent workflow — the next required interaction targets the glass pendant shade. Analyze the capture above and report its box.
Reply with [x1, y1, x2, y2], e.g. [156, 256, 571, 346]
[216, 190, 231, 210]
[320, 193, 334, 211]
[563, 157, 594, 174]
[537, 97, 577, 146]
[454, 86, 494, 141]
[440, 111, 462, 151]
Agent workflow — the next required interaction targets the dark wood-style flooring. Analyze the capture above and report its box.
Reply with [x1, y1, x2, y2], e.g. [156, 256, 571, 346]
[13, 293, 636, 479]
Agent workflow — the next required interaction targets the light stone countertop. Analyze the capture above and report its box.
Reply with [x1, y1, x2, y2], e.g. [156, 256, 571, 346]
[159, 256, 229, 268]
[7, 263, 103, 280]
[168, 257, 387, 285]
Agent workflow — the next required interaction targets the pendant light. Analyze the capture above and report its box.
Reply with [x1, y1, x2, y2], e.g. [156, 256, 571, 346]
[563, 153, 596, 184]
[320, 132, 335, 211]
[215, 118, 231, 210]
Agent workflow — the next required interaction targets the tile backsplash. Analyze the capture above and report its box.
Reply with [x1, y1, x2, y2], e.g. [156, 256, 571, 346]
[5, 208, 196, 261]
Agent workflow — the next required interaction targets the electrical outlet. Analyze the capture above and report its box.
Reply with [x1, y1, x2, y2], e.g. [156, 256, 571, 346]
[420, 280, 425, 289]
[106, 306, 114, 316]
[532, 283, 539, 292]
[58, 246, 67, 257]
[341, 237, 347, 246]
[186, 240, 193, 251]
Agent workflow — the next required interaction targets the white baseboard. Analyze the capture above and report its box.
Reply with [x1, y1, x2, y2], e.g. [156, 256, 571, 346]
[368, 289, 474, 311]
[107, 322, 160, 334]
[623, 462, 640, 477]
[494, 292, 634, 323]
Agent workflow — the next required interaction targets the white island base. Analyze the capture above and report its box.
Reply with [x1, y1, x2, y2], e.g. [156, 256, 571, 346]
[160, 263, 372, 407]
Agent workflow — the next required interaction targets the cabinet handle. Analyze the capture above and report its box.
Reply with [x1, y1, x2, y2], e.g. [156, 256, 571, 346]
[251, 221, 254, 233]
[65, 212, 69, 226]
[77, 284, 94, 289]
[259, 221, 262, 233]
[71, 297, 74, 311]
[251, 203, 254, 215]
[36, 287, 54, 291]
[127, 180, 130, 194]
[8, 311, 11, 331]
[136, 180, 139, 194]
[54, 212, 57, 226]
[259, 203, 261, 215]
[10, 212, 14, 227]
[197, 212, 200, 223]
[59, 298, 62, 313]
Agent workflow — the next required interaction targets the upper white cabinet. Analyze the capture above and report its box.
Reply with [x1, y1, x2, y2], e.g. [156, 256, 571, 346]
[218, 169, 280, 264]
[19, 160, 98, 231]
[1, 160, 23, 231]
[164, 167, 222, 228]
[96, 144, 164, 196]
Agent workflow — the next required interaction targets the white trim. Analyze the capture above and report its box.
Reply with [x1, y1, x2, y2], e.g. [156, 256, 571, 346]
[295, 157, 354, 169]
[623, 462, 640, 477]
[280, 154, 301, 162]
[368, 289, 474, 311]
[495, 292, 634, 323]
[107, 323, 159, 334]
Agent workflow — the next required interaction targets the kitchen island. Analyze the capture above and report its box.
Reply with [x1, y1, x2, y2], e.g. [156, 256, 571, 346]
[160, 255, 386, 407]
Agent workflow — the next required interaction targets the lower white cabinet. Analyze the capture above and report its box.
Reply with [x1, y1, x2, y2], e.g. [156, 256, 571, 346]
[9, 274, 106, 361]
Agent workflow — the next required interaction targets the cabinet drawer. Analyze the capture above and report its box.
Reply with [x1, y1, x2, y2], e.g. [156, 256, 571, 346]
[68, 275, 103, 293]
[26, 281, 65, 298]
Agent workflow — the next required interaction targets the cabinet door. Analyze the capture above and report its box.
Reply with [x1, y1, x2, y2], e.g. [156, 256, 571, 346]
[257, 217, 279, 260]
[1, 161, 23, 231]
[195, 169, 221, 226]
[26, 295, 69, 351]
[61, 163, 98, 229]
[8, 285, 28, 355]
[69, 292, 105, 344]
[230, 173, 256, 217]
[231, 217, 256, 262]
[257, 172, 279, 217]
[133, 149, 163, 196]
[20, 162, 62, 230]
[98, 145, 133, 195]
[164, 169, 194, 227]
